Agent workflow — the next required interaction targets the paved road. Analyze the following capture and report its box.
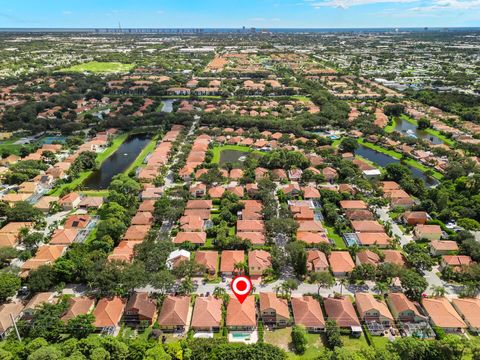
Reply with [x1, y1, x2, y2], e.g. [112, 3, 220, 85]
[375, 206, 413, 246]
[163, 118, 198, 189]
[376, 206, 451, 296]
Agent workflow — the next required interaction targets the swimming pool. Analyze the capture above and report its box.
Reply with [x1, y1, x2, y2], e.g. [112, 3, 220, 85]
[40, 136, 66, 144]
[231, 332, 251, 340]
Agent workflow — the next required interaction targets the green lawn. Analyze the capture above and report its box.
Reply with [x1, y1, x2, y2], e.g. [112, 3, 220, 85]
[0, 137, 33, 155]
[155, 103, 164, 112]
[291, 95, 311, 103]
[265, 327, 325, 360]
[78, 190, 110, 197]
[61, 61, 135, 73]
[340, 334, 369, 351]
[324, 224, 346, 249]
[384, 119, 396, 133]
[124, 134, 159, 174]
[211, 145, 253, 164]
[331, 140, 342, 148]
[369, 335, 391, 350]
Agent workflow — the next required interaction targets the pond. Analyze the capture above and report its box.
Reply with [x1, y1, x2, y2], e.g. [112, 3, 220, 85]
[356, 144, 438, 186]
[161, 99, 175, 113]
[219, 150, 249, 167]
[394, 117, 443, 145]
[83, 133, 151, 190]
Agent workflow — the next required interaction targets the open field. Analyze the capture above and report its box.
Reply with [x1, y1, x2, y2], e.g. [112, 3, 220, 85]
[61, 61, 135, 73]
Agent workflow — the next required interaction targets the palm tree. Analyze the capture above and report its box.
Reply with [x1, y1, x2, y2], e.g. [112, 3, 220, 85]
[431, 285, 446, 297]
[311, 271, 335, 297]
[338, 278, 348, 296]
[374, 282, 389, 298]
[213, 286, 227, 299]
[234, 261, 248, 275]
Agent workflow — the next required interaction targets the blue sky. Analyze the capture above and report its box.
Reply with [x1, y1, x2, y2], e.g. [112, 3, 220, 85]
[1, 0, 479, 28]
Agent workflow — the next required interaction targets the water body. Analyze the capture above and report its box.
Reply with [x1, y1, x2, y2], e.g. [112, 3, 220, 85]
[83, 133, 151, 189]
[219, 150, 249, 167]
[356, 144, 438, 186]
[161, 99, 175, 113]
[394, 117, 443, 144]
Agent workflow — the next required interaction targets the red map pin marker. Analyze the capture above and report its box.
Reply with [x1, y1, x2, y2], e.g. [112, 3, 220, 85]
[231, 275, 252, 304]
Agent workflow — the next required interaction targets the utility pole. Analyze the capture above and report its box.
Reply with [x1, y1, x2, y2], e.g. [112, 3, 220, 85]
[10, 314, 21, 342]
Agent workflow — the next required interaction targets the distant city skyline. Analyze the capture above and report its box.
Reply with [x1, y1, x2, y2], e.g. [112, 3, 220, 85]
[1, 0, 479, 29]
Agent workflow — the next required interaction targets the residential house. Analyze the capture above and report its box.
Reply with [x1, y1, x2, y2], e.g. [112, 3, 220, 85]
[324, 296, 361, 331]
[62, 297, 95, 322]
[452, 298, 480, 334]
[79, 196, 104, 210]
[34, 196, 59, 213]
[351, 220, 384, 233]
[59, 192, 81, 211]
[220, 250, 245, 276]
[356, 250, 381, 267]
[157, 296, 191, 332]
[173, 232, 206, 245]
[226, 296, 257, 331]
[259, 292, 290, 328]
[403, 211, 428, 226]
[355, 293, 394, 333]
[440, 255, 473, 272]
[123, 225, 151, 241]
[248, 250, 271, 277]
[356, 232, 391, 248]
[340, 200, 368, 210]
[291, 296, 325, 332]
[430, 240, 459, 256]
[131, 212, 154, 226]
[64, 215, 91, 229]
[414, 224, 442, 241]
[0, 303, 24, 339]
[328, 251, 355, 277]
[93, 297, 126, 334]
[422, 297, 467, 333]
[23, 292, 57, 320]
[306, 250, 329, 272]
[191, 296, 222, 332]
[21, 245, 67, 277]
[166, 249, 190, 270]
[124, 292, 157, 327]
[386, 293, 427, 324]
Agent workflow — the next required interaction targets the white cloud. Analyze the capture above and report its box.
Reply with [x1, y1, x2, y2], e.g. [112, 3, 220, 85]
[248, 17, 281, 22]
[308, 0, 418, 9]
[409, 0, 480, 11]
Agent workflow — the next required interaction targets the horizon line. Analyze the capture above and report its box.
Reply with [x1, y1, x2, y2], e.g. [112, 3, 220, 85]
[0, 26, 479, 30]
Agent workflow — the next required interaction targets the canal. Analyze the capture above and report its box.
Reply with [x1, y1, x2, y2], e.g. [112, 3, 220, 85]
[356, 144, 438, 187]
[83, 133, 151, 190]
